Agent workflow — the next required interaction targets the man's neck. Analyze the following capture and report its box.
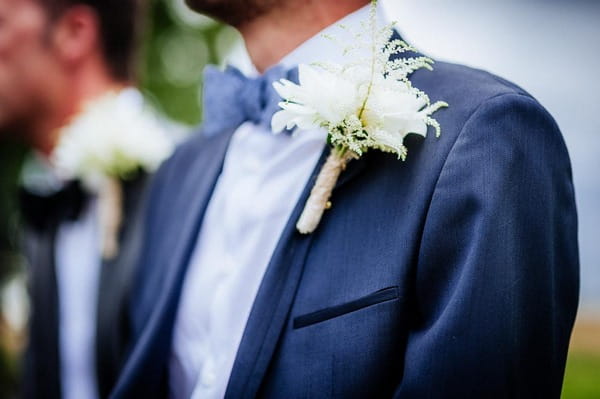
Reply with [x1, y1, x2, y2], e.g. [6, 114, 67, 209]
[238, 0, 370, 73]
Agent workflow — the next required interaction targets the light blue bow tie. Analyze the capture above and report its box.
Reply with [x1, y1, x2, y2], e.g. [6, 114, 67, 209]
[202, 64, 299, 137]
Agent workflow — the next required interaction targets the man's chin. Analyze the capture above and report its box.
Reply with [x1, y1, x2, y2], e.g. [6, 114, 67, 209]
[184, 0, 277, 26]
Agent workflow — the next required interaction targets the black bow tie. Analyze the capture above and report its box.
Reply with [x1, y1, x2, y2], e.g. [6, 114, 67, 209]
[19, 180, 87, 231]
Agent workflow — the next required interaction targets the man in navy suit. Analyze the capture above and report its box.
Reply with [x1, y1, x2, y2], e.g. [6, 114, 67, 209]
[112, 0, 579, 397]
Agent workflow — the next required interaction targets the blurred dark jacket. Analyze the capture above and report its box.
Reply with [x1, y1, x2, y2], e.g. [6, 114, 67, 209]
[20, 173, 148, 399]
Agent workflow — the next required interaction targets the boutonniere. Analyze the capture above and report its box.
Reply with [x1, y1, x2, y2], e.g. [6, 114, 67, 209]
[271, 0, 448, 234]
[52, 90, 174, 259]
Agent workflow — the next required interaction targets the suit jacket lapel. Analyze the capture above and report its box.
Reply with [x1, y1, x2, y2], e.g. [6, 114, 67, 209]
[335, 151, 371, 190]
[225, 145, 370, 398]
[22, 224, 62, 399]
[115, 129, 236, 397]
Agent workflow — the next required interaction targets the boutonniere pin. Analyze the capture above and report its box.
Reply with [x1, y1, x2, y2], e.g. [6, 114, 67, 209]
[52, 91, 174, 259]
[271, 0, 448, 234]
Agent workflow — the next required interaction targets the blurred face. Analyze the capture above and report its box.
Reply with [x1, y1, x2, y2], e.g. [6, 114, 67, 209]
[185, 0, 281, 26]
[0, 0, 63, 136]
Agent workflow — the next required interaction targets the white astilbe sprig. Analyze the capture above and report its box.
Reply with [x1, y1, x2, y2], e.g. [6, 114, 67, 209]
[271, 0, 448, 234]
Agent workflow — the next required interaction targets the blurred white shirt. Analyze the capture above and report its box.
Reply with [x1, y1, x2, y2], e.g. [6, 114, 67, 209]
[169, 4, 387, 399]
[55, 197, 101, 399]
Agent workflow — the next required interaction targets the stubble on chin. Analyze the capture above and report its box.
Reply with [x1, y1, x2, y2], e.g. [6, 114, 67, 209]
[184, 0, 281, 26]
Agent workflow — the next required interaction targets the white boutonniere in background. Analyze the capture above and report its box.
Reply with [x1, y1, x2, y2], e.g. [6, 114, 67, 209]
[52, 90, 174, 259]
[271, 0, 448, 234]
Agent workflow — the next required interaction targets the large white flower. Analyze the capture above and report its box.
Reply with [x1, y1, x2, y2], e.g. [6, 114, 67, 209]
[271, 64, 364, 133]
[52, 91, 174, 189]
[360, 78, 434, 156]
[273, 63, 445, 160]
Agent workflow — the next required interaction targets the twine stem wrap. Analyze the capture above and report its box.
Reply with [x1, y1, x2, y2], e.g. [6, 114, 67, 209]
[296, 150, 356, 234]
[98, 177, 122, 260]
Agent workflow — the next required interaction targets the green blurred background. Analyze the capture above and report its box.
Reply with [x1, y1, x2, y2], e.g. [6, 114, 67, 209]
[0, 0, 598, 397]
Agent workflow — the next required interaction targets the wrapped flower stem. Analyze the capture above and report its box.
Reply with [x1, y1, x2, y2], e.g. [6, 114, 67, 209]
[98, 177, 123, 260]
[297, 149, 358, 234]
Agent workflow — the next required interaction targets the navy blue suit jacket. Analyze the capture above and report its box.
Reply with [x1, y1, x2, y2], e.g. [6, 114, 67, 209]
[111, 59, 579, 398]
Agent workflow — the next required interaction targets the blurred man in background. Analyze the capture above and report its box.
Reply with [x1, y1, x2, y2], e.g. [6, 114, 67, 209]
[0, 0, 173, 398]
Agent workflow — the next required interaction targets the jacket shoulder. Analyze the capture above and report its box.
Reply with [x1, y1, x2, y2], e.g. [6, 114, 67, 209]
[417, 60, 530, 102]
[409, 60, 560, 147]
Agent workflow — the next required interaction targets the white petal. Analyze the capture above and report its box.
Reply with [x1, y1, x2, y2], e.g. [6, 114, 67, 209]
[273, 79, 302, 102]
[280, 102, 317, 115]
[405, 118, 428, 137]
[271, 110, 295, 133]
[370, 129, 405, 154]
[382, 113, 427, 137]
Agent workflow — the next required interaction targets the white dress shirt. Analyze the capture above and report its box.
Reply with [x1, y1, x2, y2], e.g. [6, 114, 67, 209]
[55, 198, 101, 399]
[170, 4, 388, 398]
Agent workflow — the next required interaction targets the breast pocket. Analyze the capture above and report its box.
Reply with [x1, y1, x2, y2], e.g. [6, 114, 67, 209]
[293, 286, 399, 329]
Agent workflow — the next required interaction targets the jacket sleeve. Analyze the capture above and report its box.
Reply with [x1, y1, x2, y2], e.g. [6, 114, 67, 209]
[395, 93, 579, 398]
